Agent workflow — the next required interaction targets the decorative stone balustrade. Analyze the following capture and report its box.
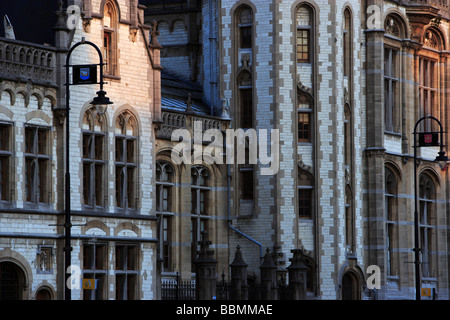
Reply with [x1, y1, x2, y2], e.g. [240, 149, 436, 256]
[0, 38, 56, 87]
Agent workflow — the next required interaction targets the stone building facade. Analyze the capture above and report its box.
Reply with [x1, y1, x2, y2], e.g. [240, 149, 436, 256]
[0, 0, 161, 300]
[216, 0, 450, 300]
[145, 0, 450, 300]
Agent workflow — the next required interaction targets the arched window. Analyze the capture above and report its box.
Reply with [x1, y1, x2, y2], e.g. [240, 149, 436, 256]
[25, 125, 50, 204]
[384, 14, 405, 134]
[296, 5, 313, 63]
[343, 8, 352, 77]
[237, 6, 252, 49]
[345, 186, 354, 251]
[344, 104, 352, 167]
[385, 167, 398, 276]
[419, 28, 443, 132]
[237, 70, 253, 129]
[297, 91, 313, 143]
[115, 111, 138, 209]
[156, 161, 174, 271]
[419, 173, 436, 277]
[0, 122, 12, 201]
[191, 166, 210, 269]
[298, 168, 314, 218]
[103, 1, 118, 75]
[82, 107, 106, 208]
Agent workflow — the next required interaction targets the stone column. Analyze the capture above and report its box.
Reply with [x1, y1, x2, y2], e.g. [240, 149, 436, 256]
[260, 248, 277, 300]
[229, 245, 248, 300]
[194, 230, 217, 300]
[364, 0, 387, 299]
[287, 249, 308, 300]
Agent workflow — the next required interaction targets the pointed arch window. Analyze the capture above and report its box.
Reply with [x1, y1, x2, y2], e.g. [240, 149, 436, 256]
[82, 108, 106, 208]
[343, 9, 352, 77]
[296, 5, 313, 63]
[103, 1, 118, 76]
[298, 92, 313, 143]
[345, 186, 354, 251]
[156, 161, 174, 271]
[25, 125, 50, 204]
[115, 112, 138, 209]
[385, 167, 398, 276]
[298, 169, 314, 218]
[238, 7, 252, 49]
[191, 166, 210, 269]
[419, 174, 436, 278]
[238, 70, 253, 129]
[0, 123, 12, 201]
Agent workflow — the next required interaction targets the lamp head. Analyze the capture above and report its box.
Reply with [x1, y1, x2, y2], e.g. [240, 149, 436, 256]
[90, 90, 113, 116]
[435, 151, 449, 171]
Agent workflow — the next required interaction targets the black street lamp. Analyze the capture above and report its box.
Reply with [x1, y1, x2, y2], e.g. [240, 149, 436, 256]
[64, 37, 112, 300]
[412, 115, 447, 301]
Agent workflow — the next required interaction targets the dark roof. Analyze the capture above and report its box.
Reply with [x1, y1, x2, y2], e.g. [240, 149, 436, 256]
[0, 0, 59, 46]
[161, 71, 210, 116]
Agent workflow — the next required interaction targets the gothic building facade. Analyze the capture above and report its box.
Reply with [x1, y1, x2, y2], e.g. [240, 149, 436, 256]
[0, 0, 161, 300]
[217, 0, 450, 300]
[1, 0, 450, 301]
[144, 0, 450, 300]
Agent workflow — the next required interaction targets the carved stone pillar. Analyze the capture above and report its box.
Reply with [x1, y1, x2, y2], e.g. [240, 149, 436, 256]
[193, 230, 217, 300]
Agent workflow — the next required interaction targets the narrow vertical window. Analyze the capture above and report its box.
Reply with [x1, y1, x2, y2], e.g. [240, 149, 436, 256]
[419, 174, 436, 278]
[298, 169, 314, 218]
[344, 105, 351, 167]
[156, 161, 174, 271]
[238, 7, 252, 49]
[25, 126, 49, 204]
[385, 168, 398, 276]
[0, 124, 12, 201]
[296, 5, 312, 63]
[115, 244, 138, 300]
[82, 108, 106, 208]
[82, 243, 107, 300]
[103, 1, 118, 76]
[384, 48, 399, 132]
[115, 112, 137, 209]
[238, 71, 253, 129]
[297, 92, 313, 143]
[191, 166, 210, 269]
[419, 57, 437, 132]
[343, 9, 351, 77]
[345, 186, 354, 251]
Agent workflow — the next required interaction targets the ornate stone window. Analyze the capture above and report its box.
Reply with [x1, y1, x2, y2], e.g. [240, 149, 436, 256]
[385, 167, 398, 276]
[103, 0, 118, 76]
[384, 47, 400, 133]
[36, 246, 53, 273]
[419, 174, 436, 278]
[237, 70, 253, 129]
[82, 107, 106, 208]
[24, 125, 50, 204]
[82, 242, 107, 300]
[156, 161, 174, 271]
[115, 244, 138, 300]
[298, 168, 314, 218]
[0, 123, 12, 201]
[297, 91, 313, 143]
[237, 6, 252, 49]
[343, 8, 352, 77]
[296, 5, 313, 63]
[191, 166, 210, 269]
[115, 111, 138, 209]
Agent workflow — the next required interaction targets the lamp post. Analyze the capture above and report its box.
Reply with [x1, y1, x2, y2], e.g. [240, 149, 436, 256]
[64, 37, 112, 300]
[412, 115, 447, 301]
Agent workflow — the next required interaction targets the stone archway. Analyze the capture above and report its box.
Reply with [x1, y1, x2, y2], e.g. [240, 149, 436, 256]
[342, 271, 360, 300]
[0, 261, 27, 300]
